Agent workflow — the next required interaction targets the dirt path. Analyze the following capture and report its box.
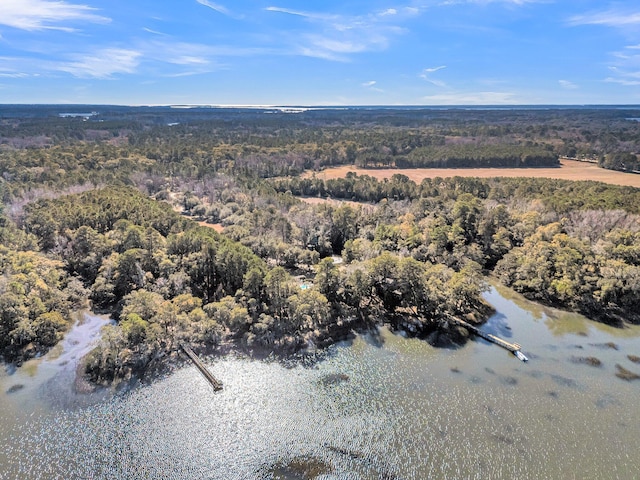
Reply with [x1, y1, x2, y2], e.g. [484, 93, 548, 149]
[302, 160, 640, 188]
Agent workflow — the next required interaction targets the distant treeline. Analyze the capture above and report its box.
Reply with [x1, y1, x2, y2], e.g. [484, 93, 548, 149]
[271, 174, 640, 214]
[600, 152, 640, 173]
[358, 144, 558, 169]
[0, 106, 637, 192]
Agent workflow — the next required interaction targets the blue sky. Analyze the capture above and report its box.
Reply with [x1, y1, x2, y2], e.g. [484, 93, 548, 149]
[0, 0, 639, 105]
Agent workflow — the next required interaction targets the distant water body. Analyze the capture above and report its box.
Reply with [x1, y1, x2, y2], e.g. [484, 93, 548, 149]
[3, 104, 640, 117]
[135, 104, 640, 113]
[1, 287, 639, 479]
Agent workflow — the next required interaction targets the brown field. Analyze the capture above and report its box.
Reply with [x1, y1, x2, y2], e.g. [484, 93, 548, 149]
[302, 160, 640, 188]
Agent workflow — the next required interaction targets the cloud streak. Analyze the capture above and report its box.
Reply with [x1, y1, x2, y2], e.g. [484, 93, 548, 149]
[264, 6, 336, 21]
[559, 79, 578, 89]
[196, 0, 232, 16]
[569, 9, 640, 28]
[605, 61, 640, 87]
[143, 27, 167, 36]
[0, 0, 110, 31]
[568, 9, 640, 89]
[0, 72, 31, 78]
[266, 5, 410, 61]
[605, 77, 640, 86]
[420, 66, 447, 87]
[362, 80, 383, 92]
[58, 48, 141, 78]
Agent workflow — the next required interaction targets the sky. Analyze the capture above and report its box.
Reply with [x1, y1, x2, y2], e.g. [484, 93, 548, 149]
[0, 0, 639, 105]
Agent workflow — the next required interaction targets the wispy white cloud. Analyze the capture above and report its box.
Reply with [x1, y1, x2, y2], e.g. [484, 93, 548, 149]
[0, 0, 110, 31]
[58, 48, 141, 78]
[143, 27, 167, 36]
[165, 70, 215, 78]
[170, 55, 209, 66]
[1, 43, 216, 79]
[568, 8, 640, 88]
[420, 66, 447, 87]
[423, 91, 517, 104]
[296, 33, 393, 61]
[569, 10, 640, 28]
[424, 66, 447, 73]
[264, 6, 335, 21]
[600, 45, 640, 87]
[196, 0, 231, 16]
[265, 5, 411, 61]
[559, 79, 578, 89]
[605, 77, 640, 86]
[144, 41, 270, 63]
[361, 80, 384, 92]
[0, 55, 50, 77]
[606, 62, 640, 86]
[297, 46, 345, 62]
[0, 72, 31, 78]
[144, 43, 209, 67]
[128, 40, 273, 76]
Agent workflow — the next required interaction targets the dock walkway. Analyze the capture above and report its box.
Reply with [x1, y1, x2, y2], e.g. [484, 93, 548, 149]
[449, 317, 528, 361]
[180, 343, 223, 390]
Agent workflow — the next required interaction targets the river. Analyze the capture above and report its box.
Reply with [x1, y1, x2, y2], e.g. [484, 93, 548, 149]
[1, 286, 639, 479]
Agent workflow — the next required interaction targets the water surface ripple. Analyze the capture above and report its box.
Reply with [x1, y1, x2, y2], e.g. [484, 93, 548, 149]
[1, 288, 639, 479]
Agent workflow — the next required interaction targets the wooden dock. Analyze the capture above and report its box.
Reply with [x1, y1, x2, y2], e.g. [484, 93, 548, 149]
[180, 343, 223, 391]
[449, 317, 528, 361]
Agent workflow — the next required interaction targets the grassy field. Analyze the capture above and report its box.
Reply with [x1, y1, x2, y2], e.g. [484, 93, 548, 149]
[302, 159, 640, 188]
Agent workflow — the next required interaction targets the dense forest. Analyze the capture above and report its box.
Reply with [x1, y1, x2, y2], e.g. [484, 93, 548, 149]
[1, 105, 639, 384]
[1, 105, 639, 194]
[5, 186, 488, 383]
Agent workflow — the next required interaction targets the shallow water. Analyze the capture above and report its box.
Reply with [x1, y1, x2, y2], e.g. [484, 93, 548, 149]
[1, 288, 639, 479]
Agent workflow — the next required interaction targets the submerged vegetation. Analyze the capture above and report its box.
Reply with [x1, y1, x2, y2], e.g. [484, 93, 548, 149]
[1, 105, 639, 382]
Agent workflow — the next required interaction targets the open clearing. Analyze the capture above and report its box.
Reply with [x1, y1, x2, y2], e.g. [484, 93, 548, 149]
[302, 159, 640, 188]
[198, 221, 224, 232]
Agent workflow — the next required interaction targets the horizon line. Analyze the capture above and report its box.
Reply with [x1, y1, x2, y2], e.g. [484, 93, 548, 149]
[2, 103, 640, 109]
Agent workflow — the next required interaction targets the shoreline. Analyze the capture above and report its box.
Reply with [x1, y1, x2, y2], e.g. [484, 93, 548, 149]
[76, 303, 494, 390]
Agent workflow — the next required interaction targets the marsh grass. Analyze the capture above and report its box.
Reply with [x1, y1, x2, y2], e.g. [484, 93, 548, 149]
[627, 355, 640, 364]
[615, 364, 640, 381]
[570, 356, 602, 367]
